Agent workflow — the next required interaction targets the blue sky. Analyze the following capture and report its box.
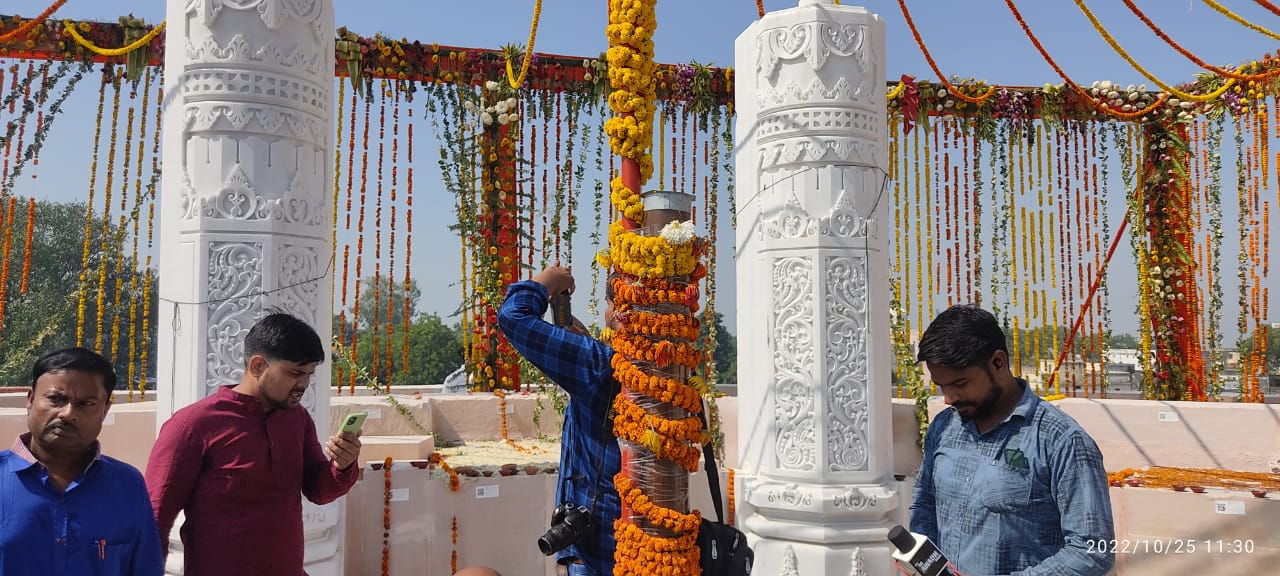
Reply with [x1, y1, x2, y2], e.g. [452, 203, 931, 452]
[5, 0, 1279, 343]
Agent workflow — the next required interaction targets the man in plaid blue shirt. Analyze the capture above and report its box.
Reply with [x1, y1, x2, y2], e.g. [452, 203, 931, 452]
[910, 305, 1115, 576]
[498, 266, 619, 576]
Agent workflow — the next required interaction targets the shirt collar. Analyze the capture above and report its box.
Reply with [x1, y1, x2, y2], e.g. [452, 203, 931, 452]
[961, 378, 1038, 436]
[8, 432, 103, 473]
[217, 384, 268, 414]
[1006, 378, 1039, 422]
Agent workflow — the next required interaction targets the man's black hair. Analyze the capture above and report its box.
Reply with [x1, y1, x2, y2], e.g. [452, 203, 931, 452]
[32, 347, 117, 395]
[244, 312, 326, 365]
[605, 272, 620, 302]
[916, 304, 1008, 369]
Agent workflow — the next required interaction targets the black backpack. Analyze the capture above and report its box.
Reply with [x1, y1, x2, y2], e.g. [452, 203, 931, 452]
[695, 404, 754, 576]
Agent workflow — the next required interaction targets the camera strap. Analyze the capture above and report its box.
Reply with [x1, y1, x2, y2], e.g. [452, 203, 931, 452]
[696, 398, 726, 523]
[585, 375, 620, 514]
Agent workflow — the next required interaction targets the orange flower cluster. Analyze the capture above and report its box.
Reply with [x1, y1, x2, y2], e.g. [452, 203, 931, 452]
[0, 0, 67, 43]
[612, 331, 703, 369]
[614, 474, 702, 534]
[610, 275, 700, 309]
[611, 396, 703, 472]
[620, 311, 701, 341]
[382, 457, 393, 576]
[611, 354, 703, 413]
[613, 519, 701, 575]
[495, 389, 510, 441]
[429, 452, 461, 492]
[726, 468, 735, 527]
[450, 516, 459, 574]
[613, 394, 703, 443]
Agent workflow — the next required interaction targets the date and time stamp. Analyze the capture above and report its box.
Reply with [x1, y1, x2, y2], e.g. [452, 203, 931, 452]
[1086, 538, 1257, 555]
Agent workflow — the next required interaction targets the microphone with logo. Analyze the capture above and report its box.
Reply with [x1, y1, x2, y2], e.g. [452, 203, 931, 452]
[887, 525, 957, 576]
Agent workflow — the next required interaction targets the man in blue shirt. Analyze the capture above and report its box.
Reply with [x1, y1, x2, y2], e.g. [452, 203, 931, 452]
[910, 305, 1115, 576]
[497, 266, 619, 576]
[0, 347, 164, 575]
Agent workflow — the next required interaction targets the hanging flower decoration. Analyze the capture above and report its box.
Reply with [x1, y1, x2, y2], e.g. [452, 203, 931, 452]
[603, 0, 707, 573]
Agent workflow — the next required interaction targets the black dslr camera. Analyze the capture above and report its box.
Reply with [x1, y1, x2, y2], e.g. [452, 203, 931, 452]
[538, 502, 594, 555]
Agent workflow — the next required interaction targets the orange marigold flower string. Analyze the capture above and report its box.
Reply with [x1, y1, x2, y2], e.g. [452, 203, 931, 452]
[897, 0, 995, 105]
[0, 1, 67, 42]
[372, 81, 387, 385]
[382, 457, 393, 576]
[352, 88, 372, 393]
[1121, 0, 1280, 81]
[387, 83, 400, 381]
[404, 101, 414, 374]
[19, 198, 33, 295]
[1003, 0, 1168, 120]
[1073, 0, 1238, 102]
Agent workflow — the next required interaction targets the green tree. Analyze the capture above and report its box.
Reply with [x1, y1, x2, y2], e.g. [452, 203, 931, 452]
[0, 199, 158, 388]
[334, 276, 461, 387]
[1238, 326, 1280, 377]
[698, 310, 737, 384]
[337, 315, 464, 388]
[353, 275, 422, 329]
[1108, 332, 1141, 349]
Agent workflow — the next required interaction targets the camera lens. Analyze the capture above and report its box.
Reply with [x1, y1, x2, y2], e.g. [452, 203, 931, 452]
[537, 523, 578, 555]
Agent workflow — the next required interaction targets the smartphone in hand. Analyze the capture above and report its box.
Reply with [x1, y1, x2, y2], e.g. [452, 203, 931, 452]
[339, 412, 367, 436]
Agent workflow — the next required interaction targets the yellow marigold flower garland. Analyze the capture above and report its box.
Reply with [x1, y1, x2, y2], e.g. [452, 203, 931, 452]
[606, 0, 705, 573]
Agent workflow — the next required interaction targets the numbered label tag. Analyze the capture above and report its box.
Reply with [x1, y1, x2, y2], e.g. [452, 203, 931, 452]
[390, 488, 409, 502]
[1214, 501, 1245, 515]
[1157, 412, 1180, 422]
[476, 485, 500, 499]
[367, 409, 382, 420]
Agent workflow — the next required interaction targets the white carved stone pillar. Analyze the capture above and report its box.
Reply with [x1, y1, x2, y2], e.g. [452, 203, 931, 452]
[157, 1, 342, 574]
[734, 2, 899, 574]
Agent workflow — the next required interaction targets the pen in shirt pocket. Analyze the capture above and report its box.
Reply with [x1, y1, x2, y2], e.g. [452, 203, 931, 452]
[99, 539, 105, 560]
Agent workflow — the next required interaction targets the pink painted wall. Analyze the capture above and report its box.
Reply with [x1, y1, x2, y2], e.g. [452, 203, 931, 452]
[0, 392, 1276, 575]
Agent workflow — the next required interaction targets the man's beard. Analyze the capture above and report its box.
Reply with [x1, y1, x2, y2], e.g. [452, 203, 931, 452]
[954, 371, 1003, 422]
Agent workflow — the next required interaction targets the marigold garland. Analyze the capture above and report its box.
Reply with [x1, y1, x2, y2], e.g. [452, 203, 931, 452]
[1120, 0, 1280, 82]
[0, 1, 67, 43]
[505, 0, 542, 89]
[897, 0, 996, 105]
[382, 456, 393, 576]
[1199, 0, 1280, 42]
[19, 198, 33, 295]
[614, 474, 701, 534]
[726, 468, 735, 527]
[606, 0, 707, 573]
[1073, 0, 1238, 103]
[613, 519, 701, 575]
[62, 19, 166, 57]
[1003, 0, 1169, 120]
[617, 310, 701, 341]
[612, 393, 705, 444]
[611, 331, 703, 369]
[599, 221, 701, 279]
[611, 354, 704, 413]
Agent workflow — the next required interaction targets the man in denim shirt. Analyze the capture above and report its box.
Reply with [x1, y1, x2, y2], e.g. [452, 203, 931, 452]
[910, 305, 1115, 576]
[498, 266, 619, 576]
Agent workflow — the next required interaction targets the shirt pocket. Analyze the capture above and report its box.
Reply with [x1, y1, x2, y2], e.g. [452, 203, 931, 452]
[88, 541, 128, 576]
[979, 461, 1043, 514]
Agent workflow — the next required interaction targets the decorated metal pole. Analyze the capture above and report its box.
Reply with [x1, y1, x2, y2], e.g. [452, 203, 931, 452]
[600, 0, 708, 572]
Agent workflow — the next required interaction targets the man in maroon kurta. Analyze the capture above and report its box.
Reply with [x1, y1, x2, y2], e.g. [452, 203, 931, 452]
[145, 313, 362, 575]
